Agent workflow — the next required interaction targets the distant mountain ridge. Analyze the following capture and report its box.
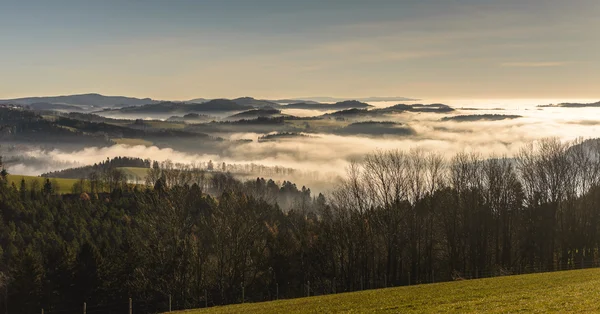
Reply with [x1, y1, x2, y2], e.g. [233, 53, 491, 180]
[538, 101, 600, 108]
[231, 97, 281, 108]
[1, 93, 419, 113]
[115, 99, 254, 114]
[270, 99, 321, 105]
[288, 96, 419, 103]
[0, 93, 158, 109]
[227, 108, 284, 120]
[285, 100, 373, 110]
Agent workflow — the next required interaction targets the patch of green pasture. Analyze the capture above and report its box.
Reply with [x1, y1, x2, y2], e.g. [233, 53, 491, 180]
[175, 268, 600, 313]
[7, 175, 79, 194]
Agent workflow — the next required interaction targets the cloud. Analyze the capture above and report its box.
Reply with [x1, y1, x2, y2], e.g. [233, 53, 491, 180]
[567, 120, 600, 126]
[501, 62, 568, 68]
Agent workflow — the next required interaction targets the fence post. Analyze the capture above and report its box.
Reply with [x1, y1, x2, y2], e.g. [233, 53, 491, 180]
[129, 298, 132, 314]
[276, 283, 279, 300]
[432, 270, 435, 283]
[307, 281, 310, 297]
[559, 260, 563, 271]
[83, 302, 86, 314]
[204, 289, 208, 308]
[169, 294, 172, 312]
[408, 272, 411, 286]
[384, 274, 387, 288]
[360, 277, 363, 290]
[241, 283, 245, 304]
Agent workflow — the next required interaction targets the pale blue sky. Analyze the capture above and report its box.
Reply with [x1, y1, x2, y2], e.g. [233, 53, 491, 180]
[0, 0, 598, 99]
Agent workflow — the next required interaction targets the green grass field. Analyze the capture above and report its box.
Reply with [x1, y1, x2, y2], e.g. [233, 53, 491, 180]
[7, 175, 79, 194]
[175, 268, 600, 313]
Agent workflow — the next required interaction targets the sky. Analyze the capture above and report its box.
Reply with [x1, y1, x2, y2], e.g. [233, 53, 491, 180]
[0, 0, 598, 100]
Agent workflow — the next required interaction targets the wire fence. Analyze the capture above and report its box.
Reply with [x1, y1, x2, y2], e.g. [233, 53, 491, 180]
[20, 260, 600, 314]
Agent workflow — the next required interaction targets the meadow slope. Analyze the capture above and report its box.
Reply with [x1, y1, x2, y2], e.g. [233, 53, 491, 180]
[175, 268, 600, 313]
[7, 175, 78, 194]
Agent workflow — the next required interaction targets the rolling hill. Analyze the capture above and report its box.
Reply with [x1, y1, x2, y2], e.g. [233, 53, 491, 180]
[0, 93, 157, 110]
[232, 97, 281, 108]
[285, 96, 418, 103]
[334, 121, 416, 136]
[116, 99, 254, 114]
[284, 100, 373, 110]
[538, 101, 600, 108]
[226, 108, 283, 120]
[7, 175, 79, 194]
[173, 268, 600, 313]
[441, 114, 522, 122]
[374, 103, 455, 114]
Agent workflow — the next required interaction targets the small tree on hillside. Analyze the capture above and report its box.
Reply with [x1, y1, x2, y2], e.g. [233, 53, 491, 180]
[0, 156, 7, 182]
[43, 179, 53, 196]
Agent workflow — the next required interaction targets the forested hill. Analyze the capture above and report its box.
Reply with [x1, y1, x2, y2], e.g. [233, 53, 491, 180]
[41, 157, 151, 179]
[0, 93, 157, 109]
[0, 106, 111, 147]
[0, 162, 320, 313]
[116, 99, 254, 114]
[0, 106, 224, 154]
[284, 100, 372, 110]
[2, 138, 600, 312]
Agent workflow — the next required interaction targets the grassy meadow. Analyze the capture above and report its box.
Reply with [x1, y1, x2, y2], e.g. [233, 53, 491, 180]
[7, 175, 79, 194]
[175, 268, 600, 313]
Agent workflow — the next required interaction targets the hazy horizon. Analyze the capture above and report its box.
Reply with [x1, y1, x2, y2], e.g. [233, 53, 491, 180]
[1, 92, 598, 105]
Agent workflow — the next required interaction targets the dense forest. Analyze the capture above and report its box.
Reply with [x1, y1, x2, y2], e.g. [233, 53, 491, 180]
[2, 138, 600, 312]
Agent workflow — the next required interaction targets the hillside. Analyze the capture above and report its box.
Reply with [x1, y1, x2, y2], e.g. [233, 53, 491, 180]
[441, 114, 522, 122]
[41, 157, 150, 179]
[334, 121, 415, 136]
[538, 101, 600, 108]
[282, 96, 417, 103]
[323, 108, 370, 118]
[175, 268, 600, 313]
[0, 106, 112, 147]
[167, 113, 214, 123]
[7, 175, 79, 194]
[0, 93, 157, 109]
[227, 108, 283, 120]
[373, 103, 455, 114]
[284, 100, 372, 110]
[117, 99, 253, 114]
[232, 97, 281, 108]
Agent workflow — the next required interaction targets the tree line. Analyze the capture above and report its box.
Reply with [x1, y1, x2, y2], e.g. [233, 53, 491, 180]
[1, 138, 600, 312]
[42, 157, 151, 179]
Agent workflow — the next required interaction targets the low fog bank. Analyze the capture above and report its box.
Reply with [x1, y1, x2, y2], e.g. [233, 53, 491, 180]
[5, 99, 600, 193]
[2, 143, 343, 193]
[7, 115, 599, 172]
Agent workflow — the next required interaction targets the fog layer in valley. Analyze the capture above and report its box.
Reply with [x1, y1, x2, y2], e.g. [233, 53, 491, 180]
[4, 98, 600, 192]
